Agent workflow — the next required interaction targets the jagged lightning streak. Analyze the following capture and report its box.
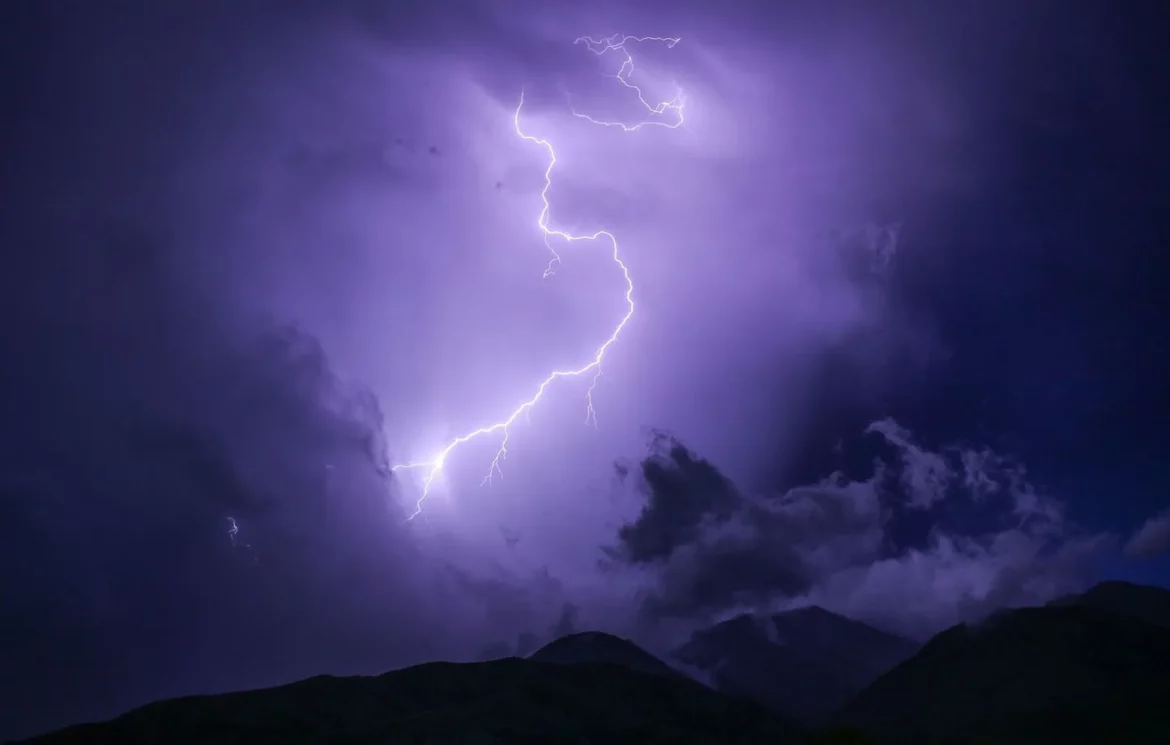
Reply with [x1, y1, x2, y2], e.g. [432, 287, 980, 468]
[570, 35, 685, 132]
[225, 516, 252, 551]
[391, 34, 684, 521]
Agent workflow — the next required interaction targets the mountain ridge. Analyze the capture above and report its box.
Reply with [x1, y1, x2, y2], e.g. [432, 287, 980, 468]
[14, 582, 1170, 744]
[527, 631, 681, 679]
[14, 645, 806, 745]
[671, 605, 919, 719]
[832, 583, 1170, 745]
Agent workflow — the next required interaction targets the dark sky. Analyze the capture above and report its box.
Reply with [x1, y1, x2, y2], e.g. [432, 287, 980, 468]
[2, 0, 1168, 740]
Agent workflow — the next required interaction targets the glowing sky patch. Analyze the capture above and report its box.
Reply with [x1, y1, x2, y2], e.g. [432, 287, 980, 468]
[390, 34, 684, 520]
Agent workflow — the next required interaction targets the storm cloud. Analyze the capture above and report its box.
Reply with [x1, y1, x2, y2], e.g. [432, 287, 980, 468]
[0, 4, 615, 737]
[1125, 509, 1170, 560]
[608, 421, 1113, 639]
[4, 0, 1163, 740]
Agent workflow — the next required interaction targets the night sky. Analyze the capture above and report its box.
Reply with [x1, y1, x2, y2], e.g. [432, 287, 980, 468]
[2, 0, 1168, 740]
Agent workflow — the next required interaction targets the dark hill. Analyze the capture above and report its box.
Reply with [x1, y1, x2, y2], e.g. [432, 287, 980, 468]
[672, 606, 918, 719]
[833, 602, 1170, 745]
[528, 631, 680, 679]
[15, 651, 806, 745]
[1049, 579, 1170, 628]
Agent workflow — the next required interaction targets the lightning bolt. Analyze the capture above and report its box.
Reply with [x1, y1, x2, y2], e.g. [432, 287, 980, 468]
[391, 34, 684, 521]
[570, 35, 686, 132]
[225, 516, 251, 550]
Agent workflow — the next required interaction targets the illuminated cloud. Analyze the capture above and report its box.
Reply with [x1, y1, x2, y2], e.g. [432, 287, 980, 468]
[391, 35, 684, 519]
[608, 421, 1113, 639]
[6, 1, 1152, 740]
[1125, 508, 1170, 559]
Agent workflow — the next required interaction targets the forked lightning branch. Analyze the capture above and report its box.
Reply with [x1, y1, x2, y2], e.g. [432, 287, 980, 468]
[391, 35, 685, 520]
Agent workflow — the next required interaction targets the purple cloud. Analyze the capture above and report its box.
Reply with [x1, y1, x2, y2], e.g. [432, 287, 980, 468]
[608, 421, 1113, 639]
[866, 418, 953, 509]
[4, 2, 1138, 738]
[1125, 509, 1170, 559]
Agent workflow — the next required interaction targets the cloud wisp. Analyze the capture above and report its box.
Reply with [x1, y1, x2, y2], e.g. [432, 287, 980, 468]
[1126, 508, 1170, 559]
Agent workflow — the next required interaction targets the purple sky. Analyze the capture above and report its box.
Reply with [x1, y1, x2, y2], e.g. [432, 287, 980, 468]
[187, 9, 937, 615]
[2, 0, 1168, 739]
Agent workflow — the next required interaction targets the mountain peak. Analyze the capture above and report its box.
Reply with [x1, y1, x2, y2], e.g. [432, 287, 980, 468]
[777, 604, 839, 618]
[672, 606, 919, 719]
[529, 632, 678, 678]
[1048, 580, 1170, 629]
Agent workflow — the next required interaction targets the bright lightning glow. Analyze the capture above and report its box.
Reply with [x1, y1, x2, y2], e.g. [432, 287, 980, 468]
[391, 34, 684, 521]
[571, 35, 685, 132]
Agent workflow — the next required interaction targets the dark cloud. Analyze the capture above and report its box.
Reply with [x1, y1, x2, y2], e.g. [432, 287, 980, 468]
[1125, 509, 1170, 559]
[608, 421, 1113, 638]
[611, 431, 742, 565]
[0, 6, 597, 738]
[0, 276, 577, 735]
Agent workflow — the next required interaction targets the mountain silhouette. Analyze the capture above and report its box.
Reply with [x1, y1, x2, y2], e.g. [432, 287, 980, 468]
[1048, 579, 1170, 628]
[15, 650, 805, 744]
[833, 582, 1170, 744]
[672, 606, 918, 719]
[528, 631, 680, 678]
[15, 585, 1170, 744]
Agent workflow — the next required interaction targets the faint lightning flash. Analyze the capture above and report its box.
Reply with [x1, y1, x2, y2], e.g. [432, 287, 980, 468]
[225, 516, 251, 550]
[225, 516, 259, 566]
[391, 34, 684, 521]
